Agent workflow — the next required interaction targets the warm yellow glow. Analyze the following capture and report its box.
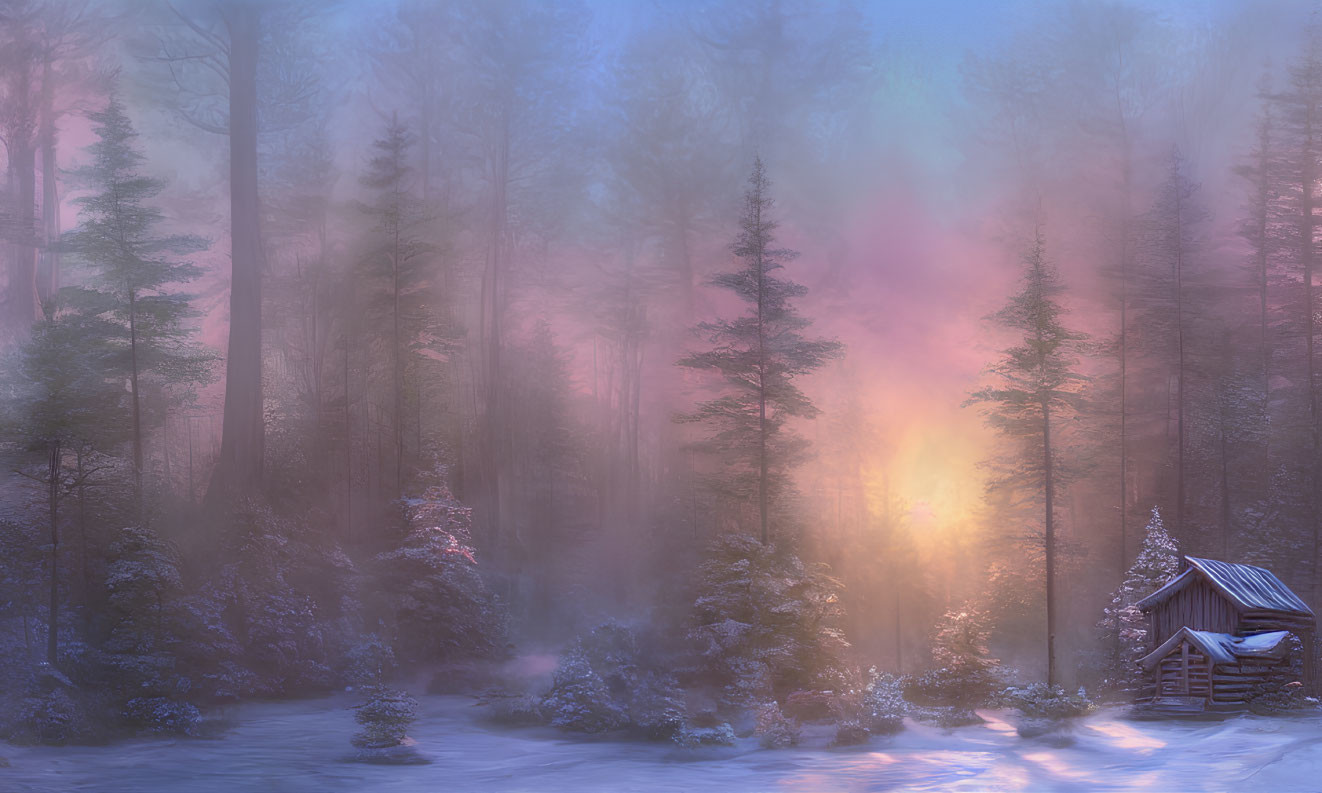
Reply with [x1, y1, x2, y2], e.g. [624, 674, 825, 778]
[860, 396, 990, 541]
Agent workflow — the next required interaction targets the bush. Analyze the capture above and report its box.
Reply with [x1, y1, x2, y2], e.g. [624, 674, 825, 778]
[120, 697, 202, 736]
[342, 635, 397, 687]
[754, 701, 799, 749]
[483, 694, 546, 727]
[860, 669, 906, 734]
[686, 534, 850, 707]
[352, 687, 418, 749]
[539, 622, 686, 738]
[540, 650, 627, 733]
[674, 722, 736, 747]
[904, 606, 1001, 708]
[833, 719, 870, 746]
[10, 687, 101, 746]
[998, 683, 1094, 719]
[934, 708, 984, 728]
[372, 484, 508, 667]
[626, 674, 686, 740]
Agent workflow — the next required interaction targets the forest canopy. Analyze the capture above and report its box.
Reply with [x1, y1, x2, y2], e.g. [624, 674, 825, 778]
[0, 0, 1319, 754]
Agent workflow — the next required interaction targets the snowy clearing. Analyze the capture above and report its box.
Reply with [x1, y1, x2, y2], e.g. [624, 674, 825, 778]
[4, 696, 1322, 792]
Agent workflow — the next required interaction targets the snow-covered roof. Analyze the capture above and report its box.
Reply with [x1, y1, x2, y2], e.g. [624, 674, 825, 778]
[1136, 556, 1313, 618]
[1138, 627, 1294, 669]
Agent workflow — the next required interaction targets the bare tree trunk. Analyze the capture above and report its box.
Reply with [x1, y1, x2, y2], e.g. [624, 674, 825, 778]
[37, 52, 60, 304]
[46, 440, 60, 665]
[5, 137, 39, 339]
[208, 1, 265, 502]
[1174, 161, 1187, 541]
[129, 289, 144, 518]
[343, 334, 353, 538]
[1043, 401, 1057, 688]
[482, 119, 510, 553]
[1303, 104, 1321, 603]
[393, 205, 404, 497]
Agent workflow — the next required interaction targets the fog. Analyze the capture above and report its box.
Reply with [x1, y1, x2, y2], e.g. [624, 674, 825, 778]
[2, 0, 1322, 781]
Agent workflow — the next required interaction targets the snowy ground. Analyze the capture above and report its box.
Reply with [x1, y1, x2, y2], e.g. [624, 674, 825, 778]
[4, 695, 1322, 792]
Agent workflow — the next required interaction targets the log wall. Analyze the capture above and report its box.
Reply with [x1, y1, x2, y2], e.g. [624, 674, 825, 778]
[1151, 579, 1238, 646]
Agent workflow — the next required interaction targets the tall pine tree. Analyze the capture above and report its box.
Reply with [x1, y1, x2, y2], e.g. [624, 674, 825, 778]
[678, 158, 841, 544]
[64, 97, 213, 519]
[967, 227, 1087, 686]
[358, 115, 432, 497]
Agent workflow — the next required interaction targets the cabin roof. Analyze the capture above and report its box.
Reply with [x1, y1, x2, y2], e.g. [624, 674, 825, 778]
[1138, 627, 1294, 670]
[1136, 556, 1313, 617]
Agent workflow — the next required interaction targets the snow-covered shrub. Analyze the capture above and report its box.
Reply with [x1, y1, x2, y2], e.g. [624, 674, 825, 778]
[120, 697, 202, 736]
[784, 688, 835, 721]
[833, 719, 870, 746]
[15, 689, 80, 745]
[539, 622, 685, 738]
[674, 721, 736, 747]
[626, 673, 686, 740]
[934, 708, 983, 728]
[1096, 507, 1179, 693]
[352, 687, 418, 749]
[686, 534, 850, 707]
[9, 683, 104, 746]
[94, 526, 201, 733]
[998, 683, 1094, 719]
[342, 635, 397, 687]
[372, 484, 507, 667]
[904, 605, 1001, 708]
[860, 668, 906, 734]
[754, 701, 799, 748]
[175, 501, 340, 699]
[484, 694, 547, 727]
[539, 649, 627, 733]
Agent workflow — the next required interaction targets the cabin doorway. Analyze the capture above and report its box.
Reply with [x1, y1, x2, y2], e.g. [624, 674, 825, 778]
[1157, 640, 1210, 699]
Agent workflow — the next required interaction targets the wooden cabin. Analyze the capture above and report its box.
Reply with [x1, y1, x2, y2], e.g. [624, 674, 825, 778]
[1135, 556, 1315, 713]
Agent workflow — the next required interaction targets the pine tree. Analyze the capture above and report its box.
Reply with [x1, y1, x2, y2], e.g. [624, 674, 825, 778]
[967, 227, 1087, 687]
[678, 158, 842, 544]
[63, 97, 213, 519]
[1274, 28, 1322, 602]
[358, 115, 432, 497]
[1097, 506, 1180, 692]
[905, 604, 1000, 708]
[1140, 149, 1209, 542]
[1, 305, 129, 664]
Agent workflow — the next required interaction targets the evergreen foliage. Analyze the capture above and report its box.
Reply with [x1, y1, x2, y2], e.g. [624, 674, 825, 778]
[351, 686, 418, 749]
[686, 533, 850, 706]
[1097, 506, 1180, 691]
[372, 477, 507, 666]
[678, 158, 842, 544]
[966, 228, 1087, 686]
[904, 605, 1001, 708]
[62, 97, 214, 513]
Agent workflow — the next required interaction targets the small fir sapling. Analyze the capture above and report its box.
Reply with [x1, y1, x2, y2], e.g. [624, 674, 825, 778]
[540, 649, 628, 733]
[754, 700, 799, 748]
[1097, 506, 1180, 693]
[860, 668, 906, 734]
[352, 686, 419, 750]
[373, 479, 507, 667]
[904, 605, 1000, 708]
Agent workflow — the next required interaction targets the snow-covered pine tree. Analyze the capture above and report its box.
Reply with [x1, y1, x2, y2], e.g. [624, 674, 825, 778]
[1097, 506, 1180, 692]
[904, 604, 1000, 708]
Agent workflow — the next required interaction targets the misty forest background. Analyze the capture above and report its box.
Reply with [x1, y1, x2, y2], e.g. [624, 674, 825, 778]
[1, 0, 1322, 742]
